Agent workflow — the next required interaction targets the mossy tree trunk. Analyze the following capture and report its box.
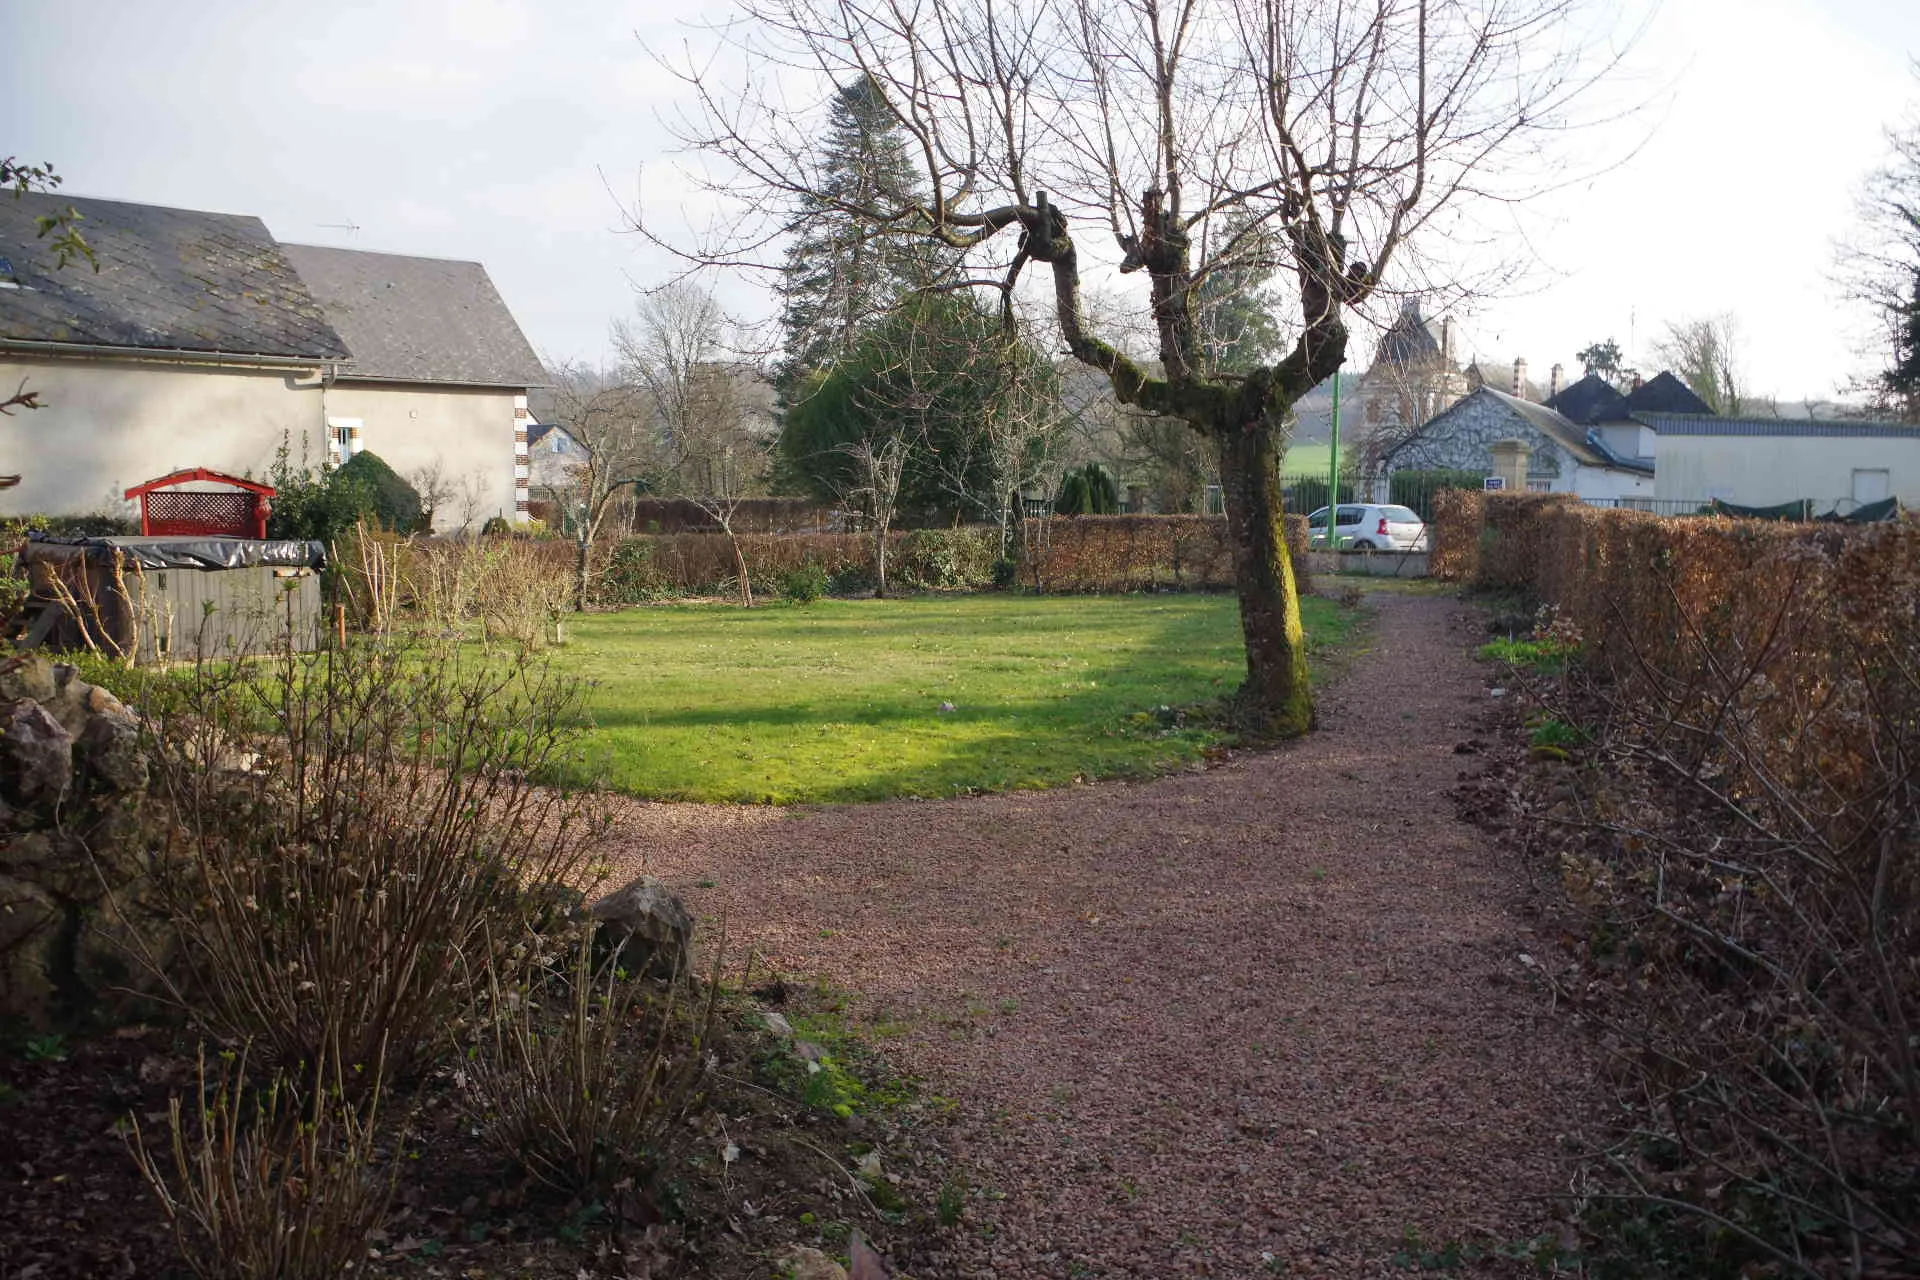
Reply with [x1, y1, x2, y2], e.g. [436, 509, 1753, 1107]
[1005, 192, 1350, 736]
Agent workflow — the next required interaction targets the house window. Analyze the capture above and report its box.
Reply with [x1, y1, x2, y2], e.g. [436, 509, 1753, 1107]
[552, 435, 568, 454]
[1526, 480, 1552, 493]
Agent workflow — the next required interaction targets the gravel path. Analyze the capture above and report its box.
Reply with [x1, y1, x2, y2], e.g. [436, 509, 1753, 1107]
[607, 592, 1596, 1278]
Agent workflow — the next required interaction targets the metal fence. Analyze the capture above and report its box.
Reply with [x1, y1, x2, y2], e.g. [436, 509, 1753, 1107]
[1581, 497, 1714, 517]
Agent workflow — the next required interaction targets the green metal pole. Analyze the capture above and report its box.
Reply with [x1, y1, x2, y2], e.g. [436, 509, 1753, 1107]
[1327, 371, 1342, 549]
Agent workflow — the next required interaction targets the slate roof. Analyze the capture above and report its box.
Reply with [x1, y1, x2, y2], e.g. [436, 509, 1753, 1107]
[281, 244, 546, 388]
[1375, 300, 1445, 367]
[1634, 413, 1920, 438]
[1546, 372, 1628, 425]
[0, 192, 347, 359]
[1623, 371, 1714, 416]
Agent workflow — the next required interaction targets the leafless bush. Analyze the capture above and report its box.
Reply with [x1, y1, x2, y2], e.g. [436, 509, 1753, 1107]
[127, 1045, 395, 1280]
[1532, 567, 1919, 1277]
[460, 940, 719, 1199]
[140, 631, 610, 1089]
[407, 537, 490, 635]
[473, 538, 571, 648]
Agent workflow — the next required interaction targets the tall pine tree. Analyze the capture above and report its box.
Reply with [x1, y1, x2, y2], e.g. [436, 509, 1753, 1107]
[775, 77, 928, 393]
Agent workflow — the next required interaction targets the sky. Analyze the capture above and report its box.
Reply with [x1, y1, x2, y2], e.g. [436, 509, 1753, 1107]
[4, 0, 1917, 406]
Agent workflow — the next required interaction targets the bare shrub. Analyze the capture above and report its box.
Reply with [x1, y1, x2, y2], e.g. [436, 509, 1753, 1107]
[127, 1046, 395, 1280]
[140, 632, 609, 1089]
[1468, 503, 1920, 1275]
[473, 538, 571, 647]
[460, 940, 719, 1201]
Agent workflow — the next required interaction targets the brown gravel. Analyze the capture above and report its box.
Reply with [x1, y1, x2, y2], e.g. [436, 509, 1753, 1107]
[607, 592, 1599, 1279]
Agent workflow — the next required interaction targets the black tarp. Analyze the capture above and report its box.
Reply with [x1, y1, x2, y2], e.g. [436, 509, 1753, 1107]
[1708, 498, 1814, 521]
[20, 534, 327, 570]
[1816, 496, 1903, 524]
[1708, 497, 1904, 524]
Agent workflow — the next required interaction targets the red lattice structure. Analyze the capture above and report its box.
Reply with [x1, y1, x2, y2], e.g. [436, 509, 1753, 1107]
[124, 469, 275, 540]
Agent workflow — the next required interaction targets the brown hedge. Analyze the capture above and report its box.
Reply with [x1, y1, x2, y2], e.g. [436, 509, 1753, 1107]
[1436, 492, 1920, 1271]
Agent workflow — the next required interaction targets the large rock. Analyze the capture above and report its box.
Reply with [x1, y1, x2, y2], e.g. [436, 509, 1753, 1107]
[0, 700, 73, 810]
[76, 710, 147, 794]
[589, 875, 693, 979]
[0, 654, 58, 707]
[0, 874, 62, 1023]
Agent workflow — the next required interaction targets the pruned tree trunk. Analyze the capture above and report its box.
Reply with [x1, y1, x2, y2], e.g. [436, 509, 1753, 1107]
[1215, 420, 1312, 736]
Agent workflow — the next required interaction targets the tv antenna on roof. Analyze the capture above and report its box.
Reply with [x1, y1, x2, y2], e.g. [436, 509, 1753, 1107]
[316, 221, 361, 236]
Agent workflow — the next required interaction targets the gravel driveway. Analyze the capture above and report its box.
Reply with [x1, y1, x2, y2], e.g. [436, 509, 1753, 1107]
[606, 592, 1596, 1278]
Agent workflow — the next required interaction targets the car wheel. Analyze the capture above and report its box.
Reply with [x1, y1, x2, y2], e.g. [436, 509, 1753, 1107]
[1352, 539, 1376, 550]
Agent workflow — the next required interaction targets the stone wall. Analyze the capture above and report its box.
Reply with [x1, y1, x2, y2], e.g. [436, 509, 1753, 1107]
[0, 654, 167, 1032]
[1386, 391, 1573, 485]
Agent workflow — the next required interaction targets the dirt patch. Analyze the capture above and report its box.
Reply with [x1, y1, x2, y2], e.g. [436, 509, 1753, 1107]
[608, 592, 1603, 1277]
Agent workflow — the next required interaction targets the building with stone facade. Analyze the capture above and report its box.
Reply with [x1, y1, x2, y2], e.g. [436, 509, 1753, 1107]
[1376, 382, 1668, 505]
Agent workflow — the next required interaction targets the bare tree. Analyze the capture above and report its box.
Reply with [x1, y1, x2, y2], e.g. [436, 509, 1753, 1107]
[1836, 73, 1920, 423]
[1652, 314, 1745, 416]
[647, 0, 1621, 733]
[838, 436, 906, 595]
[543, 361, 659, 611]
[615, 284, 773, 604]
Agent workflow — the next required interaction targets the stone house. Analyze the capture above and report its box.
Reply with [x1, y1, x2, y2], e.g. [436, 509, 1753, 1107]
[0, 193, 545, 530]
[1377, 385, 1658, 504]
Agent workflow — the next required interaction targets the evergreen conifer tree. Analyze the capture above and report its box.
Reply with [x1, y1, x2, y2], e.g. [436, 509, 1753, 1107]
[775, 77, 929, 392]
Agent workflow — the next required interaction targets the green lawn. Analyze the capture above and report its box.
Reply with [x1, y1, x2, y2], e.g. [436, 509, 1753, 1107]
[548, 593, 1359, 805]
[1283, 441, 1334, 477]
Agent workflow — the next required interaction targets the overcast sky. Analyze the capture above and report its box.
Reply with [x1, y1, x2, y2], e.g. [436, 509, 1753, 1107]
[5, 0, 1917, 405]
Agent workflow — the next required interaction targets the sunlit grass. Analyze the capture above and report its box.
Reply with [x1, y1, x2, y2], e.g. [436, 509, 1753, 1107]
[547, 593, 1361, 805]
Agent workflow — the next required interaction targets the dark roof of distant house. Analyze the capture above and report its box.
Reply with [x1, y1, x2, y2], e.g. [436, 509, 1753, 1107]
[528, 422, 558, 445]
[0, 192, 347, 360]
[280, 244, 546, 388]
[1623, 371, 1714, 416]
[1375, 300, 1446, 368]
[1634, 413, 1920, 438]
[1546, 372, 1628, 425]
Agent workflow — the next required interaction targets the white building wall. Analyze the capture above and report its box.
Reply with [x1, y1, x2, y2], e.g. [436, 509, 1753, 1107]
[1571, 463, 1656, 504]
[1653, 434, 1920, 509]
[321, 382, 518, 531]
[0, 355, 327, 519]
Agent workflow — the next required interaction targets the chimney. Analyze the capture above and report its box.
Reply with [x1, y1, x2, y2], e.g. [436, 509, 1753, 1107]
[1441, 317, 1455, 367]
[1512, 357, 1529, 400]
[1549, 363, 1564, 400]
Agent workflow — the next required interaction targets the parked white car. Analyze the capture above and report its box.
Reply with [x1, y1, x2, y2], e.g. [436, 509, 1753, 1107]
[1305, 503, 1429, 551]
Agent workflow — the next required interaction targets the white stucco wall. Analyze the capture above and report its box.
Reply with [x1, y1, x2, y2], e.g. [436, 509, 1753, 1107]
[323, 382, 516, 531]
[1653, 433, 1920, 509]
[0, 355, 328, 519]
[1571, 464, 1656, 504]
[0, 356, 519, 531]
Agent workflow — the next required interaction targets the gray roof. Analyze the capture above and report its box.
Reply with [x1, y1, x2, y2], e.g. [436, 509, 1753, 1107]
[1465, 360, 1540, 402]
[1635, 412, 1920, 438]
[0, 192, 347, 360]
[1375, 300, 1444, 367]
[280, 243, 546, 388]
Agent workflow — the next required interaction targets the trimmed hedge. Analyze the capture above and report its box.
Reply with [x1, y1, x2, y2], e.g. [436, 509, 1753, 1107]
[577, 514, 1312, 602]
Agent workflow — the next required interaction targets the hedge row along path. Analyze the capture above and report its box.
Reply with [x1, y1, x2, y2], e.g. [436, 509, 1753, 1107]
[606, 592, 1599, 1278]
